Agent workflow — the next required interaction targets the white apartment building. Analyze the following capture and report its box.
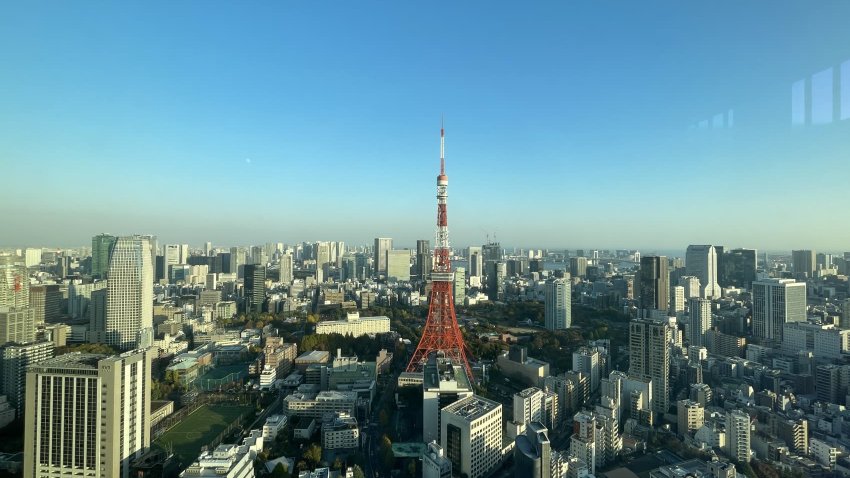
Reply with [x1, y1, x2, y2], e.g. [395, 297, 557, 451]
[315, 313, 390, 337]
[23, 349, 153, 478]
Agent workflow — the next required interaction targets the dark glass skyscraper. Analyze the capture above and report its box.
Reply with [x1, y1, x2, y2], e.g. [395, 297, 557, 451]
[637, 255, 668, 314]
[243, 264, 266, 313]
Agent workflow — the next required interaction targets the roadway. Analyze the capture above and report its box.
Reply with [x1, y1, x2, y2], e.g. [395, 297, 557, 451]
[365, 368, 402, 478]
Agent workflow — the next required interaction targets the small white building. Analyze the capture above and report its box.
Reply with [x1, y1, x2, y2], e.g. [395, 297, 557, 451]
[263, 415, 288, 442]
[179, 429, 263, 478]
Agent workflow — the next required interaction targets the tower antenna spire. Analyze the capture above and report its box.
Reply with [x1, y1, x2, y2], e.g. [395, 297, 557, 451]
[440, 115, 445, 175]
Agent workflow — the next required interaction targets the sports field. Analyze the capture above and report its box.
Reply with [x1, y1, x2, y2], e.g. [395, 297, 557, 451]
[154, 404, 253, 468]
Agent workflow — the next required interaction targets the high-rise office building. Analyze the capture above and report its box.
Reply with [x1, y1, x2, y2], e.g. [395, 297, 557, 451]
[105, 236, 154, 350]
[204, 241, 213, 256]
[279, 253, 294, 284]
[544, 278, 570, 330]
[0, 340, 54, 416]
[752, 278, 806, 341]
[416, 240, 433, 281]
[0, 255, 34, 346]
[685, 245, 721, 299]
[482, 242, 502, 263]
[467, 246, 483, 278]
[629, 317, 674, 415]
[244, 264, 266, 313]
[792, 250, 816, 279]
[669, 285, 685, 316]
[441, 396, 503, 478]
[514, 422, 551, 478]
[453, 266, 466, 306]
[486, 261, 506, 301]
[0, 255, 29, 309]
[422, 355, 474, 444]
[316, 241, 331, 269]
[91, 234, 117, 279]
[570, 257, 588, 279]
[678, 276, 701, 300]
[23, 349, 153, 478]
[28, 284, 61, 324]
[163, 244, 181, 279]
[374, 238, 393, 276]
[688, 297, 711, 347]
[637, 256, 668, 314]
[718, 248, 757, 289]
[725, 410, 751, 463]
[386, 250, 411, 282]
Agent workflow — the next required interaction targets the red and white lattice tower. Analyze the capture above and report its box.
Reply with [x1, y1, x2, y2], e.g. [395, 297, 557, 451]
[406, 123, 473, 379]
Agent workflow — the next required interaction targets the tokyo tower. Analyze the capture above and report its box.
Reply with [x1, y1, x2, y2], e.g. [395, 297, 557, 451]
[406, 123, 473, 379]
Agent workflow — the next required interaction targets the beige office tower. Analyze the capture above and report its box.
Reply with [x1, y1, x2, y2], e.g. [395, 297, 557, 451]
[279, 253, 294, 284]
[374, 237, 393, 276]
[23, 349, 152, 478]
[685, 245, 721, 299]
[629, 317, 674, 415]
[106, 236, 153, 350]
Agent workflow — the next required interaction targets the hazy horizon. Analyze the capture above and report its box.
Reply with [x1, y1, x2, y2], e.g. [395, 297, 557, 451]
[3, 2, 850, 250]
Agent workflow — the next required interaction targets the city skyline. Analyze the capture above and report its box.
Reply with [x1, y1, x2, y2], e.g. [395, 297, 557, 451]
[2, 2, 850, 249]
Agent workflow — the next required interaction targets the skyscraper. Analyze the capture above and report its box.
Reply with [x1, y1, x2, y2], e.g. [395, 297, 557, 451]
[23, 349, 152, 478]
[386, 250, 411, 282]
[792, 249, 816, 279]
[570, 257, 588, 279]
[423, 354, 474, 444]
[572, 347, 600, 393]
[105, 235, 154, 350]
[718, 248, 757, 289]
[637, 256, 668, 314]
[752, 278, 806, 341]
[416, 239, 432, 281]
[453, 266, 466, 306]
[244, 264, 266, 313]
[688, 297, 711, 347]
[374, 238, 393, 276]
[467, 246, 483, 278]
[0, 254, 29, 309]
[544, 278, 571, 330]
[486, 261, 506, 302]
[91, 234, 117, 279]
[279, 253, 294, 284]
[629, 317, 674, 415]
[685, 245, 721, 299]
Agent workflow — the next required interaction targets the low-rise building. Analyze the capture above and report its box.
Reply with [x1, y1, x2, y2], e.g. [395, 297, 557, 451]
[263, 415, 288, 442]
[322, 412, 359, 450]
[315, 312, 390, 337]
[179, 429, 263, 478]
[283, 390, 357, 418]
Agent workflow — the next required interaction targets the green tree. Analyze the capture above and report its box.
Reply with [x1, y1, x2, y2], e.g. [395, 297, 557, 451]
[302, 443, 322, 467]
[332, 457, 344, 470]
[353, 465, 365, 478]
[272, 463, 290, 478]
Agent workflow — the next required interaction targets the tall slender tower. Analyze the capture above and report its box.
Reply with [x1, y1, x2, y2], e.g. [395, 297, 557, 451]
[407, 123, 473, 378]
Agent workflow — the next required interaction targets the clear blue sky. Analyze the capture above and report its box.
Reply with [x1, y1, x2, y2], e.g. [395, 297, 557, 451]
[2, 1, 850, 251]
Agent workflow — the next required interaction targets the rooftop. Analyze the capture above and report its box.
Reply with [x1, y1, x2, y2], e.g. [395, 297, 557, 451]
[442, 395, 501, 421]
[32, 353, 105, 370]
